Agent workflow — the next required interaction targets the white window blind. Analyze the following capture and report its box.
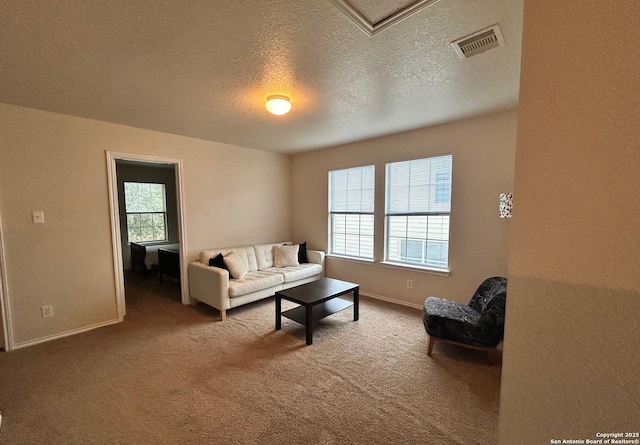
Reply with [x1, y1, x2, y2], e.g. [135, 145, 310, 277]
[385, 155, 452, 269]
[329, 165, 375, 259]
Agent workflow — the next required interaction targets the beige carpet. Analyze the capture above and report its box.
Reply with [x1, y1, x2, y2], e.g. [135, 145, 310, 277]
[0, 272, 501, 445]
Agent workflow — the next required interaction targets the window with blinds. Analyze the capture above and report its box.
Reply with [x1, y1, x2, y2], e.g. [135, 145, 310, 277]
[385, 155, 452, 270]
[124, 182, 168, 243]
[328, 165, 375, 259]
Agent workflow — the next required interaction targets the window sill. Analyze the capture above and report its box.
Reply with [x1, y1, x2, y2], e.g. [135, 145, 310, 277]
[326, 254, 375, 265]
[380, 261, 451, 276]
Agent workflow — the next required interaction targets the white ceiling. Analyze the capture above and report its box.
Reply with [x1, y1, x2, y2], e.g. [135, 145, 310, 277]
[0, 0, 523, 154]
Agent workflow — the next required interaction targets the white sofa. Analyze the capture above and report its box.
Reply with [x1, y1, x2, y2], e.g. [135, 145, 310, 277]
[188, 241, 325, 320]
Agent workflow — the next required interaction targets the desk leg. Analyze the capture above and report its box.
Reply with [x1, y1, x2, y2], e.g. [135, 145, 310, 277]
[305, 305, 313, 345]
[275, 295, 281, 330]
[354, 287, 359, 321]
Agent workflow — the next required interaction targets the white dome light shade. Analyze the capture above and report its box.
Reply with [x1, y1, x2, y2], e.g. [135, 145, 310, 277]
[265, 95, 292, 115]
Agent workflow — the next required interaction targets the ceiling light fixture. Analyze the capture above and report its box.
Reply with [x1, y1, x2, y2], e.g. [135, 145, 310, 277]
[265, 95, 291, 115]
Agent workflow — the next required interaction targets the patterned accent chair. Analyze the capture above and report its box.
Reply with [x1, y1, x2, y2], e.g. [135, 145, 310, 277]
[423, 277, 507, 357]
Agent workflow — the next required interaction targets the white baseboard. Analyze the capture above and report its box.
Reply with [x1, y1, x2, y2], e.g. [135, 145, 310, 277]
[9, 295, 418, 350]
[360, 291, 423, 310]
[11, 318, 120, 350]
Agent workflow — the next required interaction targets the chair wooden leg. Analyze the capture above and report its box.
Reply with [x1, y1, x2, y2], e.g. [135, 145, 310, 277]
[427, 335, 435, 356]
[220, 310, 226, 321]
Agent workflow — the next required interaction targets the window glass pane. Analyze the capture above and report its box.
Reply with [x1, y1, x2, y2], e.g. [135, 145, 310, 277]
[329, 165, 375, 213]
[387, 215, 407, 238]
[140, 226, 153, 242]
[332, 233, 346, 255]
[154, 226, 165, 241]
[397, 239, 448, 267]
[385, 155, 452, 269]
[329, 213, 375, 259]
[139, 213, 152, 227]
[401, 239, 425, 263]
[386, 221, 404, 263]
[345, 234, 360, 255]
[426, 240, 448, 267]
[386, 155, 452, 214]
[126, 212, 168, 243]
[125, 182, 168, 243]
[345, 214, 360, 234]
[127, 213, 140, 227]
[360, 235, 374, 258]
[407, 215, 427, 239]
[427, 215, 449, 241]
[332, 214, 346, 233]
[360, 214, 374, 236]
[385, 156, 451, 269]
[124, 182, 166, 213]
[435, 172, 451, 204]
[152, 213, 164, 225]
[329, 165, 375, 259]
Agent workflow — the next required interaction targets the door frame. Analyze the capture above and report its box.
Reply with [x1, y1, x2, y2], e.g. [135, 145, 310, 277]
[106, 151, 189, 320]
[0, 205, 13, 350]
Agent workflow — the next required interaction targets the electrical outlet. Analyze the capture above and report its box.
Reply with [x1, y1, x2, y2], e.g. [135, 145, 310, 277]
[406, 280, 412, 289]
[41, 305, 54, 318]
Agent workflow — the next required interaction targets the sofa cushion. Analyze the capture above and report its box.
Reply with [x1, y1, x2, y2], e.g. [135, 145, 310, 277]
[274, 244, 299, 267]
[223, 251, 248, 279]
[263, 263, 323, 283]
[228, 270, 284, 297]
[254, 242, 291, 270]
[200, 246, 258, 272]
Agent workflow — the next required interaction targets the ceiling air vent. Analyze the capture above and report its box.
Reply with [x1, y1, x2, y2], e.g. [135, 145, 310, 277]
[451, 24, 505, 59]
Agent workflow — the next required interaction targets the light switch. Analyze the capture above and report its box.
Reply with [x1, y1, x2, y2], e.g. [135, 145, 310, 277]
[32, 211, 45, 224]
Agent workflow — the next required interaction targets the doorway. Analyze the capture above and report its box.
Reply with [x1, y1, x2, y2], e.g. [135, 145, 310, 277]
[106, 152, 188, 321]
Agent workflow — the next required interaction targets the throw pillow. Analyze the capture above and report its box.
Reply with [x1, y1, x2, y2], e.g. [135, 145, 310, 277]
[297, 241, 308, 263]
[285, 241, 309, 263]
[223, 250, 248, 279]
[274, 244, 299, 268]
[209, 253, 234, 279]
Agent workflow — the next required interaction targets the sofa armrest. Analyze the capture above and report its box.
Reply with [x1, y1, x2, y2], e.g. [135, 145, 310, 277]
[306, 249, 325, 276]
[188, 262, 230, 311]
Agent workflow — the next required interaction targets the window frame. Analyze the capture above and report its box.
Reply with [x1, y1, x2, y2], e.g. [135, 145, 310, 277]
[383, 155, 453, 272]
[328, 165, 375, 261]
[123, 181, 168, 244]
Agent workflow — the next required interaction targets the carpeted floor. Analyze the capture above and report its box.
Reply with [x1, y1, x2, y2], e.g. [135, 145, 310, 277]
[0, 272, 501, 445]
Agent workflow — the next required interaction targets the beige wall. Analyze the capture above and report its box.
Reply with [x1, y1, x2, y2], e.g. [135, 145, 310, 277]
[498, 2, 640, 443]
[291, 109, 517, 307]
[0, 103, 291, 347]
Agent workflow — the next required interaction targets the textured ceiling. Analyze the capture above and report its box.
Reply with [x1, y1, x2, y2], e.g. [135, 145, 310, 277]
[0, 0, 523, 154]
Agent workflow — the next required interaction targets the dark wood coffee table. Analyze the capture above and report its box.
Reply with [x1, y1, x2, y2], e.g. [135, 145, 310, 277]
[275, 278, 359, 345]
